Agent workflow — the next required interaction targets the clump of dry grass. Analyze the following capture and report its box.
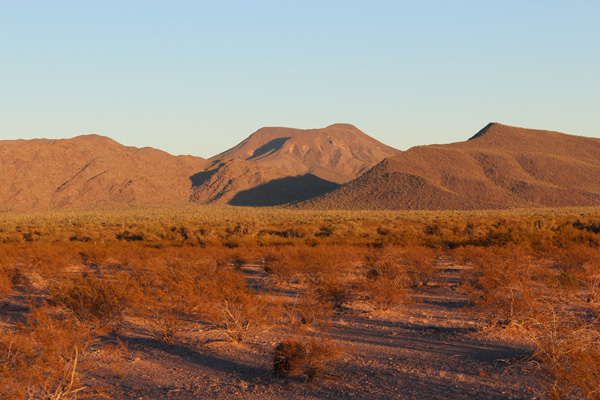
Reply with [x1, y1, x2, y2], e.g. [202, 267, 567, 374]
[306, 336, 344, 380]
[529, 308, 600, 399]
[51, 275, 129, 333]
[360, 250, 410, 311]
[0, 306, 96, 400]
[273, 335, 343, 380]
[400, 245, 440, 287]
[458, 245, 546, 329]
[273, 337, 307, 377]
[289, 291, 333, 326]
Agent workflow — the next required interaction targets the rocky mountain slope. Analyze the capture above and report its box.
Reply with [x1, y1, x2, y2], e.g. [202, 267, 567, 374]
[0, 135, 209, 211]
[190, 124, 398, 205]
[210, 124, 400, 184]
[0, 124, 395, 210]
[3, 123, 599, 211]
[300, 123, 600, 210]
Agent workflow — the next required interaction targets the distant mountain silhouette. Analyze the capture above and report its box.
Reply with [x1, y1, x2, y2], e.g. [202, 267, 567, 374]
[0, 124, 395, 210]
[0, 135, 208, 211]
[211, 124, 400, 184]
[191, 124, 399, 205]
[300, 123, 600, 210]
[3, 123, 598, 212]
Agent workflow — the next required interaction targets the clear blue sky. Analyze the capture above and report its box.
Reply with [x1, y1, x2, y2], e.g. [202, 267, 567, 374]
[1, 0, 598, 158]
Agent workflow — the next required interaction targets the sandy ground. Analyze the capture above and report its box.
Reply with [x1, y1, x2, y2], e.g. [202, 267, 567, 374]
[76, 263, 546, 400]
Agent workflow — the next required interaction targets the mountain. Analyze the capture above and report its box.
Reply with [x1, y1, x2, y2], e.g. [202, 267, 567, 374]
[5, 123, 598, 212]
[210, 124, 400, 184]
[190, 159, 339, 206]
[0, 135, 209, 211]
[0, 124, 395, 210]
[189, 123, 398, 206]
[300, 123, 600, 210]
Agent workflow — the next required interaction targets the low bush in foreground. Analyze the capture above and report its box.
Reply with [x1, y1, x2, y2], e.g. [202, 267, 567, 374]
[273, 335, 343, 380]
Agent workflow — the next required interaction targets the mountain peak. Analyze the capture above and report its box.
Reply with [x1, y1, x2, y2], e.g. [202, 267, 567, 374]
[210, 124, 399, 184]
[72, 134, 121, 146]
[302, 123, 600, 211]
[468, 122, 504, 141]
[323, 123, 360, 130]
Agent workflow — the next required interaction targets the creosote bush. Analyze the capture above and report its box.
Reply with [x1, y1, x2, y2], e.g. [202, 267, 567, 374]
[51, 275, 129, 332]
[273, 335, 343, 380]
[529, 308, 600, 399]
[0, 306, 96, 400]
[458, 245, 546, 328]
[290, 292, 333, 325]
[273, 337, 307, 377]
[360, 250, 411, 311]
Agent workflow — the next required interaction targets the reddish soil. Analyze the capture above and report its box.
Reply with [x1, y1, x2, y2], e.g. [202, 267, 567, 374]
[72, 263, 545, 399]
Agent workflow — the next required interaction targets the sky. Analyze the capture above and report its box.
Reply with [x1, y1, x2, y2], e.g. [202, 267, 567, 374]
[1, 0, 598, 158]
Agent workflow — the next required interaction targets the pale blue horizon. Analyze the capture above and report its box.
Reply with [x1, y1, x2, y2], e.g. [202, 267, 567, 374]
[1, 0, 598, 158]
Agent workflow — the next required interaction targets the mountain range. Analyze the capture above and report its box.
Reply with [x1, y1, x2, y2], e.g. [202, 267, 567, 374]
[301, 123, 600, 210]
[1, 123, 599, 212]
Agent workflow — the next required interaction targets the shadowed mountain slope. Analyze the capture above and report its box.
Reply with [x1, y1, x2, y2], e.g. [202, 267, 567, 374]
[0, 135, 209, 211]
[300, 123, 600, 210]
[0, 124, 393, 210]
[211, 124, 400, 184]
[188, 124, 398, 205]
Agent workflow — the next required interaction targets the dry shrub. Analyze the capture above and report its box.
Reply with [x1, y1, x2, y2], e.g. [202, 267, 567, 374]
[0, 306, 96, 399]
[314, 276, 355, 310]
[51, 275, 129, 332]
[579, 261, 600, 304]
[299, 246, 360, 310]
[400, 245, 440, 287]
[273, 335, 343, 380]
[211, 289, 277, 343]
[273, 337, 307, 377]
[360, 276, 409, 312]
[360, 249, 411, 311]
[296, 245, 357, 283]
[290, 292, 333, 325]
[529, 309, 600, 399]
[459, 245, 546, 328]
[263, 250, 297, 284]
[229, 251, 249, 271]
[549, 245, 600, 303]
[138, 284, 190, 341]
[132, 258, 213, 341]
[0, 265, 14, 304]
[146, 307, 184, 341]
[199, 266, 280, 342]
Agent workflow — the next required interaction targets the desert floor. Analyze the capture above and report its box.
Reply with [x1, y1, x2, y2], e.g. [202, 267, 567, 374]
[53, 261, 544, 400]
